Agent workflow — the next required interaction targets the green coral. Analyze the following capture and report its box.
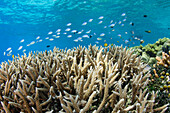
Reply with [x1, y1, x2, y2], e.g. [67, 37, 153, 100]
[163, 39, 170, 47]
[141, 52, 150, 62]
[131, 37, 170, 65]
[148, 57, 156, 64]
[143, 44, 157, 57]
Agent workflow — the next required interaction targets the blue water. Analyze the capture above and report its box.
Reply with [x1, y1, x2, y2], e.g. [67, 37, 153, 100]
[0, 0, 170, 63]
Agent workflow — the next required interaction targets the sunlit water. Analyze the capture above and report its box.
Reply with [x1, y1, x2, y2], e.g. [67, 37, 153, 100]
[0, 0, 170, 62]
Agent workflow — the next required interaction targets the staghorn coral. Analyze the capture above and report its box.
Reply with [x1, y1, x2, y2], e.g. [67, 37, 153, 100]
[156, 51, 170, 68]
[0, 45, 169, 113]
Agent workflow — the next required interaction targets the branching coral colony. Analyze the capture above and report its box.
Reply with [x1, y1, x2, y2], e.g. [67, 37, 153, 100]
[156, 51, 170, 68]
[148, 51, 170, 112]
[0, 45, 169, 113]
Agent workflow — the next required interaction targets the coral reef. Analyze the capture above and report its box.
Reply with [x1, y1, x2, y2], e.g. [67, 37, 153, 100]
[148, 51, 170, 112]
[131, 37, 170, 65]
[0, 45, 169, 113]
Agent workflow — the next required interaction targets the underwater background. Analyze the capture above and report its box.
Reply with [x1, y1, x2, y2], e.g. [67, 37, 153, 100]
[0, 0, 170, 63]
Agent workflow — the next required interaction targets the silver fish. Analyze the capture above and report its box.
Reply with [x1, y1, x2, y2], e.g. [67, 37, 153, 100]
[98, 16, 104, 19]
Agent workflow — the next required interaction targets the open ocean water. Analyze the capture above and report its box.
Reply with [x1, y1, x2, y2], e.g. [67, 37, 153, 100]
[0, 0, 170, 63]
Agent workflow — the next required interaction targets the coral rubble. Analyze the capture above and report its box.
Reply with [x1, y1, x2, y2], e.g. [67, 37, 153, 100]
[0, 45, 169, 113]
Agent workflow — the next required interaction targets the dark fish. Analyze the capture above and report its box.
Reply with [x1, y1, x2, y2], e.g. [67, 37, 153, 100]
[90, 35, 93, 38]
[145, 30, 151, 33]
[73, 31, 78, 34]
[47, 45, 50, 48]
[132, 23, 134, 26]
[144, 15, 147, 17]
[140, 40, 144, 44]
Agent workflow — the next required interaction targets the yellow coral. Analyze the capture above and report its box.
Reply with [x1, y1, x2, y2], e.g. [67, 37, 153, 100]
[166, 73, 169, 76]
[160, 76, 164, 79]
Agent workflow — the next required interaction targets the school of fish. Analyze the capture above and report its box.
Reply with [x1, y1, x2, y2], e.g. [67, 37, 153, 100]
[4, 13, 146, 58]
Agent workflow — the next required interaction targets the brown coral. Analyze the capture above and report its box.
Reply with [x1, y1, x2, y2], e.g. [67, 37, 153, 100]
[156, 51, 170, 68]
[0, 45, 168, 113]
